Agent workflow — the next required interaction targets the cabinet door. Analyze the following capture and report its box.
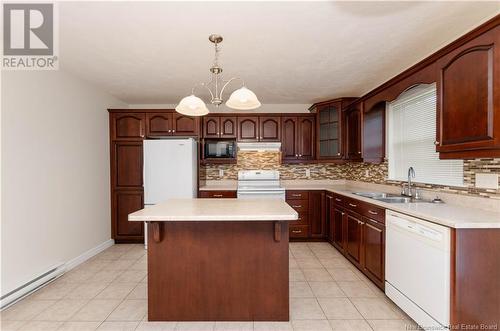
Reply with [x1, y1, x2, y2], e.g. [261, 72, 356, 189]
[146, 113, 172, 136]
[237, 117, 259, 141]
[309, 191, 325, 238]
[259, 116, 281, 142]
[346, 212, 363, 265]
[363, 102, 385, 163]
[172, 113, 199, 136]
[297, 116, 315, 160]
[437, 28, 500, 156]
[282, 117, 298, 160]
[113, 190, 144, 238]
[220, 117, 237, 138]
[363, 217, 385, 287]
[346, 109, 362, 160]
[318, 103, 343, 159]
[112, 113, 145, 140]
[203, 116, 220, 138]
[333, 207, 345, 252]
[113, 141, 143, 188]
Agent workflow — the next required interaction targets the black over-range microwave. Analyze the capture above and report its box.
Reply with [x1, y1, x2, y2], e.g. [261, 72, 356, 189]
[204, 140, 236, 159]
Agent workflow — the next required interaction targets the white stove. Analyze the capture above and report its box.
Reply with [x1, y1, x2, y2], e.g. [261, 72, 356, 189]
[237, 170, 285, 200]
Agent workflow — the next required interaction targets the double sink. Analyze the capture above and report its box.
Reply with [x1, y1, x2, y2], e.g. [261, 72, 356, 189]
[353, 192, 430, 204]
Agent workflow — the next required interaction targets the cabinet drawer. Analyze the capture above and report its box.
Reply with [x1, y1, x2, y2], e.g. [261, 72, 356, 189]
[286, 199, 309, 213]
[332, 193, 346, 207]
[291, 213, 308, 226]
[289, 225, 309, 238]
[344, 197, 363, 214]
[360, 204, 385, 224]
[286, 190, 309, 200]
[199, 190, 237, 198]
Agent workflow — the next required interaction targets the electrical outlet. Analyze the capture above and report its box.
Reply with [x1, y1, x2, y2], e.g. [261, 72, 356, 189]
[305, 169, 311, 178]
[219, 169, 224, 178]
[475, 173, 499, 189]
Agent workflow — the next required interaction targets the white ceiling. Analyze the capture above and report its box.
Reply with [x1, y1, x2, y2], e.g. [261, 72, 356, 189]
[59, 1, 500, 105]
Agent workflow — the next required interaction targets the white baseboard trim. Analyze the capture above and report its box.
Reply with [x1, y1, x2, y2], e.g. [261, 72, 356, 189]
[1, 239, 115, 310]
[65, 239, 115, 271]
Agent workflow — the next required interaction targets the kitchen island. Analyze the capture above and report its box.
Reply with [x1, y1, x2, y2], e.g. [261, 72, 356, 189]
[129, 198, 298, 322]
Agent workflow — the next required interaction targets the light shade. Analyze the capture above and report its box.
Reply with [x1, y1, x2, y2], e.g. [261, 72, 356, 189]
[175, 95, 209, 116]
[225, 87, 261, 110]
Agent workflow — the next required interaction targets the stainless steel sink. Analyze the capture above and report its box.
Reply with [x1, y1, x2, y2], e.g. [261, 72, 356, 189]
[353, 192, 388, 199]
[352, 192, 431, 204]
[372, 196, 412, 203]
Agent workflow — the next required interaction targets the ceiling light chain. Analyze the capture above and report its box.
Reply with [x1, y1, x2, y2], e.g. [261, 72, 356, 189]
[175, 34, 261, 117]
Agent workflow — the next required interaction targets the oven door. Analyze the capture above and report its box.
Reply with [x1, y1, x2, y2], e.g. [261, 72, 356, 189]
[237, 190, 285, 200]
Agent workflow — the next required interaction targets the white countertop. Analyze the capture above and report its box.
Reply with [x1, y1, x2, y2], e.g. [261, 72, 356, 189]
[199, 180, 500, 228]
[128, 198, 298, 222]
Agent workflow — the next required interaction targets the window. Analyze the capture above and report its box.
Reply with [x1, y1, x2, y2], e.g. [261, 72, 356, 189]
[387, 84, 464, 187]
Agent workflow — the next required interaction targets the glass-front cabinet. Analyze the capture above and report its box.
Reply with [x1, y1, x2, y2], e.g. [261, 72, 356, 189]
[318, 103, 341, 158]
[317, 102, 343, 159]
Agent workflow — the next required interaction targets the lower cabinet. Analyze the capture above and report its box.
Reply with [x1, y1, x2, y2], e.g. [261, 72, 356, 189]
[331, 194, 386, 290]
[346, 212, 363, 266]
[309, 191, 326, 238]
[363, 217, 385, 287]
[112, 190, 144, 242]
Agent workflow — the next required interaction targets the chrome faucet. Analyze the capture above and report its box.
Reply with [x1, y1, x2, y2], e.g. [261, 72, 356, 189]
[402, 167, 416, 197]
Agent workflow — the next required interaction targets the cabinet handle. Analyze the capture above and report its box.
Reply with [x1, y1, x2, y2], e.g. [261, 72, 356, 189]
[341, 212, 345, 216]
[292, 230, 302, 234]
[292, 205, 302, 208]
[368, 218, 380, 225]
[172, 129, 176, 133]
[213, 194, 223, 197]
[337, 153, 341, 156]
[295, 154, 298, 157]
[348, 203, 357, 207]
[168, 129, 171, 133]
[434, 141, 439, 145]
[335, 198, 342, 202]
[358, 221, 363, 225]
[292, 194, 302, 197]
[358, 151, 361, 154]
[368, 210, 378, 215]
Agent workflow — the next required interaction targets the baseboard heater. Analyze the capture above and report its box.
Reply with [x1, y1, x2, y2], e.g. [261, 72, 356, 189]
[0, 263, 65, 310]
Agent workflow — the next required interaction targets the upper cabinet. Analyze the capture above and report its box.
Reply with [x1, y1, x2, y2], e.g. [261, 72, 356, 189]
[437, 27, 500, 158]
[345, 104, 362, 161]
[237, 116, 281, 142]
[146, 112, 199, 137]
[282, 116, 315, 162]
[203, 116, 237, 138]
[363, 102, 385, 164]
[111, 113, 146, 140]
[310, 98, 357, 161]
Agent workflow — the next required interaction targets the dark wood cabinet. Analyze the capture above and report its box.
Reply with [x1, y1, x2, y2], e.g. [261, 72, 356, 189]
[346, 212, 363, 266]
[363, 102, 385, 164]
[146, 112, 199, 137]
[346, 107, 362, 161]
[281, 116, 316, 162]
[332, 206, 346, 251]
[146, 113, 172, 136]
[112, 113, 145, 140]
[113, 141, 143, 189]
[317, 102, 343, 159]
[198, 190, 237, 198]
[437, 27, 500, 158]
[309, 191, 325, 238]
[259, 116, 281, 142]
[286, 190, 310, 240]
[112, 190, 144, 239]
[203, 116, 237, 138]
[363, 217, 385, 288]
[172, 113, 199, 136]
[237, 117, 259, 141]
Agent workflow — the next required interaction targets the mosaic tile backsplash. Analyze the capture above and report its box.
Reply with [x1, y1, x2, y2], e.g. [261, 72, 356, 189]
[200, 151, 500, 199]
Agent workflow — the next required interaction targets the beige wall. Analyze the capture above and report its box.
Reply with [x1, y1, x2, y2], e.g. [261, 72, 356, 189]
[1, 70, 126, 295]
[128, 103, 311, 113]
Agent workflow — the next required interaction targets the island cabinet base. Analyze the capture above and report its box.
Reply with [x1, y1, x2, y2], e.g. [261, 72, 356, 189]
[147, 221, 290, 321]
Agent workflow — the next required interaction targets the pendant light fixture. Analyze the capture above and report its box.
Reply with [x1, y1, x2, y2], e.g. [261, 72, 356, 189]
[175, 34, 261, 116]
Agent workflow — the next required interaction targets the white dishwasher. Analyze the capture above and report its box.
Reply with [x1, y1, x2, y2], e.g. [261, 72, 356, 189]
[386, 211, 450, 330]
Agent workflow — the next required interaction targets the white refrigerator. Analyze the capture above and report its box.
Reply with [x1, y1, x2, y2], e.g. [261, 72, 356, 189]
[143, 138, 198, 248]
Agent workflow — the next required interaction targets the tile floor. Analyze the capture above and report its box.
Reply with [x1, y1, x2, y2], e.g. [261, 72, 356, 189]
[1, 242, 417, 331]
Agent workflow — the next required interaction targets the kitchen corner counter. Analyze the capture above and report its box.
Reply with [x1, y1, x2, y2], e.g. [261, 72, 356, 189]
[128, 198, 298, 222]
[283, 180, 500, 229]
